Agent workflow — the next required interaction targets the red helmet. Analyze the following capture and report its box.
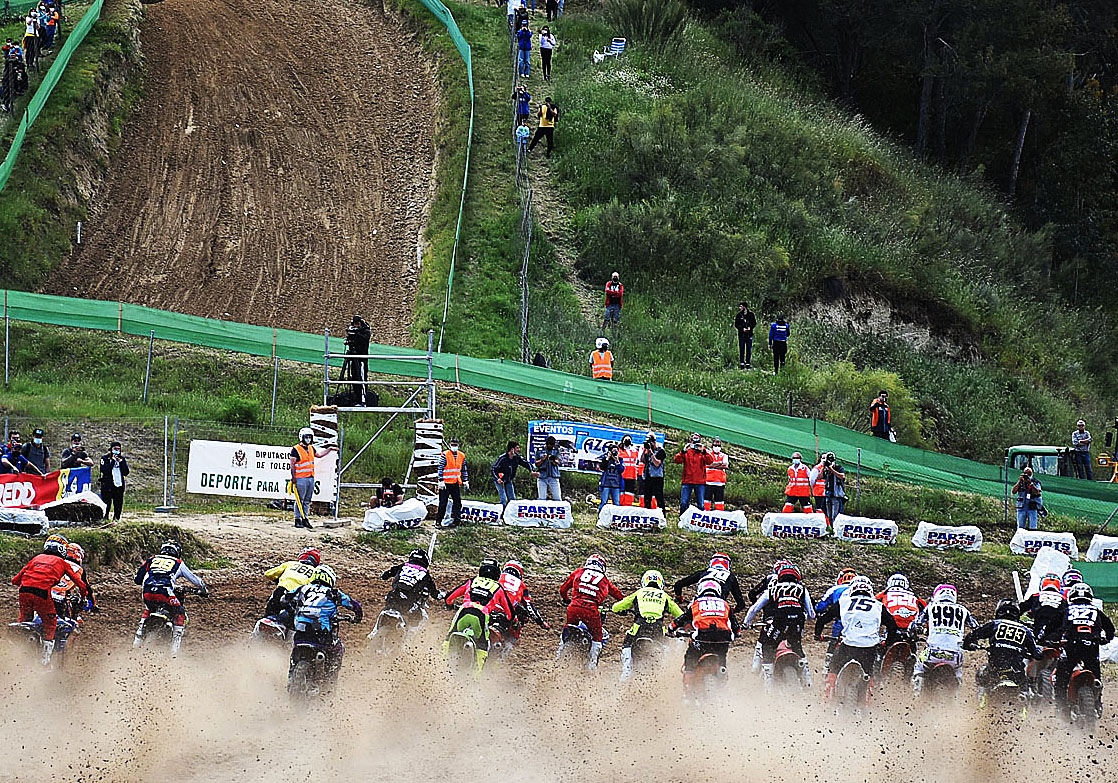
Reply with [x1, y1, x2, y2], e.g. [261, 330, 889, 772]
[1040, 575, 1062, 593]
[584, 554, 606, 572]
[709, 552, 731, 570]
[298, 548, 322, 567]
[836, 568, 857, 586]
[503, 560, 525, 579]
[776, 563, 802, 582]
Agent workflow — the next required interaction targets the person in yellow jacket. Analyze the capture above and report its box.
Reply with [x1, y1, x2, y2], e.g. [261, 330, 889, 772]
[289, 427, 338, 529]
[611, 569, 684, 681]
[262, 547, 322, 628]
[590, 337, 613, 380]
[781, 451, 813, 513]
[437, 437, 470, 527]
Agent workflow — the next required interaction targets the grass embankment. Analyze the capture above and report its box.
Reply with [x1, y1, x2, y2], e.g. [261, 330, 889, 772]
[0, 0, 142, 288]
[400, 0, 1114, 465]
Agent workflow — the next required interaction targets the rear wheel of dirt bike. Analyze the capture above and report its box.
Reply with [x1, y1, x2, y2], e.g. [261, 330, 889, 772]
[1038, 668, 1054, 701]
[1077, 685, 1098, 733]
[836, 661, 867, 708]
[457, 639, 477, 674]
[288, 660, 313, 699]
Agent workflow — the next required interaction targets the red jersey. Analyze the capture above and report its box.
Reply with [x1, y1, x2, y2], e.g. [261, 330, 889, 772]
[499, 572, 528, 607]
[13, 554, 88, 597]
[560, 567, 623, 610]
[445, 577, 515, 619]
[876, 589, 925, 630]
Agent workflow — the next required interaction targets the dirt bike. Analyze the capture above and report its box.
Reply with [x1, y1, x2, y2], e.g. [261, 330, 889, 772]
[670, 628, 727, 701]
[629, 623, 670, 676]
[488, 610, 517, 663]
[251, 615, 292, 647]
[834, 658, 872, 710]
[920, 658, 960, 698]
[1066, 665, 1103, 732]
[772, 640, 808, 689]
[1025, 645, 1060, 702]
[367, 600, 428, 656]
[555, 613, 609, 669]
[879, 637, 917, 681]
[287, 613, 357, 700]
[8, 615, 81, 668]
[134, 587, 207, 653]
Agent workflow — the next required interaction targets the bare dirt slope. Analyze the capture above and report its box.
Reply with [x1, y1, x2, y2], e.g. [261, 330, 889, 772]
[47, 0, 436, 343]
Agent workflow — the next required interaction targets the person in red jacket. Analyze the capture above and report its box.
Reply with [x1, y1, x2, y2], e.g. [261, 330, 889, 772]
[674, 433, 714, 511]
[559, 554, 624, 669]
[12, 534, 89, 666]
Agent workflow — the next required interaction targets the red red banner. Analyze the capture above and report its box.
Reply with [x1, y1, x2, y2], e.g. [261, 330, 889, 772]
[0, 468, 93, 509]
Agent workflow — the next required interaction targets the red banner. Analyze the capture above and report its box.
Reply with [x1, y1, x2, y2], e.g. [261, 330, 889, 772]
[0, 468, 93, 509]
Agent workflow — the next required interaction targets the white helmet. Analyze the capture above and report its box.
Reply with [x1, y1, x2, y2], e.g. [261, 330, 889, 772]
[299, 427, 313, 441]
[595, 337, 610, 350]
[887, 573, 910, 591]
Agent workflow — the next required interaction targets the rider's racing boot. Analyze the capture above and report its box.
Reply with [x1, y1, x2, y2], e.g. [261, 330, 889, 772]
[588, 641, 602, 671]
[132, 618, 146, 649]
[912, 674, 924, 698]
[752, 641, 762, 673]
[619, 647, 634, 681]
[799, 657, 813, 687]
[170, 625, 185, 656]
[761, 663, 774, 694]
[40, 639, 54, 667]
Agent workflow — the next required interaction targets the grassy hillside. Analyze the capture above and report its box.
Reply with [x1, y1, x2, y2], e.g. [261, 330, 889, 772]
[400, 0, 1115, 465]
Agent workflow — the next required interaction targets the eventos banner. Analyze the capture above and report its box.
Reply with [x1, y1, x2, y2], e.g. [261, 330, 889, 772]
[597, 504, 665, 532]
[760, 513, 828, 539]
[678, 507, 747, 535]
[503, 499, 574, 528]
[0, 467, 93, 509]
[443, 499, 504, 527]
[1010, 529, 1079, 560]
[1086, 534, 1118, 562]
[911, 522, 983, 551]
[527, 421, 664, 474]
[186, 440, 337, 502]
[832, 514, 898, 545]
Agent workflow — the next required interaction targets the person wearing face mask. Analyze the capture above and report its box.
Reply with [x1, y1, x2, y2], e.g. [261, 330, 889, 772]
[21, 428, 51, 475]
[703, 438, 728, 511]
[1, 431, 35, 475]
[437, 438, 470, 527]
[99, 441, 130, 521]
[781, 452, 813, 514]
[598, 443, 624, 510]
[289, 427, 339, 529]
[617, 435, 642, 506]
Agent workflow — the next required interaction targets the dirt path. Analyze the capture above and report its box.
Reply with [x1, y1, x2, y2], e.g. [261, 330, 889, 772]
[46, 0, 436, 343]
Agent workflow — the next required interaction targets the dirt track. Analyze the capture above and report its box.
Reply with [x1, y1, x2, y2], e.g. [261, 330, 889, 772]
[47, 0, 435, 342]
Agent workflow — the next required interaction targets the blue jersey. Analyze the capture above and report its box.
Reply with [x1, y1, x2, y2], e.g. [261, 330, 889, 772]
[293, 583, 360, 635]
[815, 584, 848, 637]
[769, 322, 790, 342]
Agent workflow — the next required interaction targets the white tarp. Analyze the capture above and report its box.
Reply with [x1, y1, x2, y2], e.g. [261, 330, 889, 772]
[186, 439, 337, 502]
[596, 504, 666, 532]
[678, 507, 747, 535]
[441, 499, 504, 527]
[911, 522, 983, 551]
[1010, 529, 1079, 560]
[1025, 547, 1072, 598]
[760, 512, 828, 540]
[1101, 637, 1118, 664]
[832, 514, 898, 545]
[503, 499, 574, 529]
[0, 508, 48, 536]
[1085, 534, 1118, 563]
[362, 498, 428, 531]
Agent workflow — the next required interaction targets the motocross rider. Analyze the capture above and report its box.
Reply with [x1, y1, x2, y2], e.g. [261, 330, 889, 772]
[815, 576, 898, 701]
[1053, 583, 1114, 714]
[443, 559, 516, 671]
[290, 565, 363, 683]
[12, 534, 89, 666]
[559, 554, 624, 670]
[263, 547, 321, 628]
[910, 583, 979, 696]
[497, 560, 550, 647]
[674, 552, 746, 612]
[814, 568, 857, 669]
[380, 549, 440, 623]
[668, 579, 740, 682]
[611, 569, 684, 681]
[1018, 575, 1068, 648]
[876, 573, 925, 635]
[50, 542, 96, 656]
[744, 562, 815, 690]
[133, 540, 208, 655]
[963, 597, 1041, 691]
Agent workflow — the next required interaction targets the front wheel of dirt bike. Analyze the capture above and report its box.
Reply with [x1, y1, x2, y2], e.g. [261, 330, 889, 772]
[289, 660, 313, 699]
[1076, 685, 1098, 732]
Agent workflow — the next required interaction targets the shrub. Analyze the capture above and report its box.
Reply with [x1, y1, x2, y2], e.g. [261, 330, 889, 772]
[217, 396, 261, 425]
[606, 0, 688, 45]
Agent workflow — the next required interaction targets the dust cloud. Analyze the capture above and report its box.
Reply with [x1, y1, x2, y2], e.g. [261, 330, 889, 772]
[0, 629, 1112, 783]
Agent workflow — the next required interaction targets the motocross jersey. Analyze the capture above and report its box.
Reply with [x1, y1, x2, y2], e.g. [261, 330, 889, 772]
[51, 561, 85, 603]
[383, 562, 439, 602]
[670, 595, 739, 642]
[743, 580, 814, 626]
[876, 588, 925, 631]
[1018, 590, 1067, 645]
[265, 560, 317, 592]
[560, 567, 624, 610]
[963, 619, 1039, 674]
[14, 554, 88, 596]
[292, 583, 362, 637]
[914, 601, 978, 653]
[612, 587, 683, 629]
[445, 577, 515, 619]
[135, 555, 205, 594]
[836, 592, 893, 648]
[675, 565, 746, 610]
[1062, 603, 1115, 645]
[815, 584, 848, 638]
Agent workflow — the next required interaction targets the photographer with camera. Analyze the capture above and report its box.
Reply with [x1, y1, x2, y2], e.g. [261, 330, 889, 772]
[534, 435, 563, 501]
[340, 314, 371, 406]
[1011, 466, 1044, 530]
[815, 452, 846, 522]
[869, 390, 892, 440]
[674, 433, 714, 512]
[598, 443, 624, 510]
[640, 433, 666, 510]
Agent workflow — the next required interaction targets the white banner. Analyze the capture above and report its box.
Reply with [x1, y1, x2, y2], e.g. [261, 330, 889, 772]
[678, 507, 746, 535]
[1010, 529, 1079, 560]
[442, 499, 504, 527]
[833, 514, 898, 545]
[1086, 534, 1118, 563]
[309, 407, 339, 502]
[186, 439, 337, 502]
[596, 504, 666, 532]
[1026, 548, 1072, 598]
[760, 512, 828, 539]
[363, 498, 429, 531]
[911, 522, 983, 551]
[503, 499, 574, 529]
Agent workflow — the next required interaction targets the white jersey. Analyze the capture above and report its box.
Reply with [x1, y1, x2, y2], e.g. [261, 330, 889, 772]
[838, 591, 886, 648]
[916, 601, 978, 652]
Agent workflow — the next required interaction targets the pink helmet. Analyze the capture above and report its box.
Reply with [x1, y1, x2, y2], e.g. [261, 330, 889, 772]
[932, 584, 957, 603]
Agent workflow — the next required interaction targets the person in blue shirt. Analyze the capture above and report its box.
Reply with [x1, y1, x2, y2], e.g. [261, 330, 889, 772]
[813, 568, 856, 670]
[516, 20, 532, 78]
[598, 443, 624, 510]
[768, 316, 790, 374]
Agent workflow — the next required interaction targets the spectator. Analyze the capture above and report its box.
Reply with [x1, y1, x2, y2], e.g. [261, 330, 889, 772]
[516, 122, 531, 155]
[514, 2, 529, 29]
[639, 433, 665, 510]
[527, 97, 558, 158]
[674, 433, 713, 511]
[869, 390, 892, 440]
[98, 441, 130, 521]
[22, 11, 37, 70]
[534, 435, 562, 500]
[768, 315, 789, 374]
[342, 314, 372, 406]
[513, 85, 531, 126]
[506, 0, 518, 28]
[43, 5, 58, 51]
[545, 0, 558, 21]
[781, 451, 813, 513]
[603, 271, 623, 328]
[492, 440, 538, 507]
[1012, 467, 1043, 530]
[516, 19, 532, 78]
[817, 451, 845, 522]
[598, 443, 624, 510]
[436, 437, 469, 527]
[22, 427, 51, 474]
[61, 433, 94, 469]
[617, 434, 641, 506]
[2, 431, 28, 474]
[539, 26, 556, 82]
[1071, 420, 1093, 480]
[703, 438, 728, 511]
[734, 301, 756, 370]
[370, 477, 404, 509]
[590, 337, 613, 380]
[289, 427, 338, 529]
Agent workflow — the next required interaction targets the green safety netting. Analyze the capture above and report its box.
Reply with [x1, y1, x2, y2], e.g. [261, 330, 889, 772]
[6, 290, 1118, 523]
[1077, 563, 1118, 603]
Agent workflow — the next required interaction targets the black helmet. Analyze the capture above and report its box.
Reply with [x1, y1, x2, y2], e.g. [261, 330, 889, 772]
[994, 598, 1019, 620]
[478, 558, 500, 580]
[160, 540, 182, 558]
[408, 549, 429, 568]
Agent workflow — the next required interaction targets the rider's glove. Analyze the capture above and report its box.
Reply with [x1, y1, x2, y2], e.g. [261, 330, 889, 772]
[199, 585, 210, 598]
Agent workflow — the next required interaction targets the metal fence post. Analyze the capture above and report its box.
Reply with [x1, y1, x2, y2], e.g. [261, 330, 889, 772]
[168, 417, 179, 507]
[323, 329, 330, 405]
[156, 415, 169, 511]
[426, 330, 435, 419]
[142, 330, 154, 402]
[3, 290, 9, 388]
[270, 356, 279, 425]
[856, 447, 862, 513]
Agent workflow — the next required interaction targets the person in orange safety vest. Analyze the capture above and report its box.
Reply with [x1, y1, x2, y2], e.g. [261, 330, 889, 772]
[704, 438, 729, 511]
[618, 435, 642, 506]
[590, 338, 613, 380]
[781, 452, 813, 513]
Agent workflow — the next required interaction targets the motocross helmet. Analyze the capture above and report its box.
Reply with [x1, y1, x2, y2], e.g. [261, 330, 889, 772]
[836, 568, 857, 586]
[697, 579, 722, 598]
[771, 559, 793, 575]
[887, 573, 910, 591]
[312, 565, 337, 587]
[478, 559, 501, 580]
[641, 569, 665, 590]
[503, 560, 525, 579]
[1062, 569, 1084, 589]
[584, 554, 607, 573]
[709, 552, 731, 571]
[848, 576, 873, 597]
[1040, 574, 1062, 593]
[776, 563, 802, 583]
[1067, 583, 1095, 604]
[298, 547, 322, 567]
[932, 584, 957, 604]
[160, 540, 182, 559]
[65, 543, 85, 565]
[994, 598, 1019, 620]
[407, 549, 430, 568]
[44, 534, 69, 557]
